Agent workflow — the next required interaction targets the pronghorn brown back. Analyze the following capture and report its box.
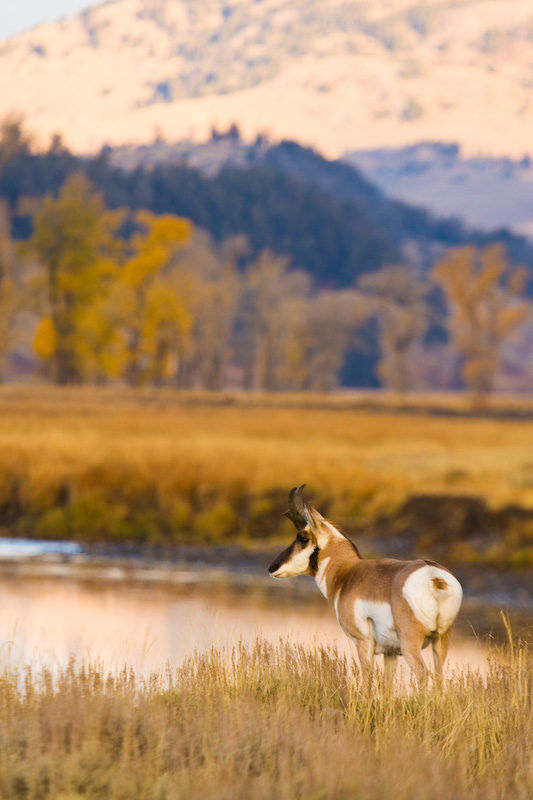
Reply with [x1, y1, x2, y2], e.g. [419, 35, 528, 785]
[269, 485, 463, 683]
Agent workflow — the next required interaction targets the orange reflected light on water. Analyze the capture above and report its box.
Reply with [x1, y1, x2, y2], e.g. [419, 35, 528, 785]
[0, 578, 489, 678]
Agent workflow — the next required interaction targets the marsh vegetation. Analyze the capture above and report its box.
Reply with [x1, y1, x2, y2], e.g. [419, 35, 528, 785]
[2, 387, 533, 568]
[0, 637, 531, 800]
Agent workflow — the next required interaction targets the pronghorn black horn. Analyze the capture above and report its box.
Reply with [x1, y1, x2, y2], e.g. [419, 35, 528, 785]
[284, 484, 309, 529]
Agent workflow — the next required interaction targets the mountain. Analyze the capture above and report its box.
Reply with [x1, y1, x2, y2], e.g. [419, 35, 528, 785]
[345, 143, 533, 238]
[2, 0, 533, 159]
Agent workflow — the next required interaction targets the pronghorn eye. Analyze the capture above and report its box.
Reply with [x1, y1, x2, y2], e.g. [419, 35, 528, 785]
[298, 535, 310, 545]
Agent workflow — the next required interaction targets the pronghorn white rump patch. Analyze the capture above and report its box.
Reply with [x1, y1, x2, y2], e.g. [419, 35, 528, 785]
[353, 599, 402, 654]
[315, 557, 331, 599]
[402, 566, 463, 633]
[270, 543, 315, 578]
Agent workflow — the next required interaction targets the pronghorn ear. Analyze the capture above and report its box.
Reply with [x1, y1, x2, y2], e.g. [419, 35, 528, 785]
[305, 505, 329, 545]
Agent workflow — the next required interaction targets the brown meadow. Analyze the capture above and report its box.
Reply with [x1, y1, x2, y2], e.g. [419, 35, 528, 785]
[2, 386, 533, 565]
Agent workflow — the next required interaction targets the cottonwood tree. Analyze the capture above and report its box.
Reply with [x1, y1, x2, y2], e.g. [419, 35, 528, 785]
[276, 289, 367, 391]
[432, 245, 530, 398]
[171, 232, 243, 390]
[307, 290, 369, 391]
[29, 173, 124, 384]
[239, 252, 311, 391]
[357, 265, 430, 392]
[237, 254, 368, 392]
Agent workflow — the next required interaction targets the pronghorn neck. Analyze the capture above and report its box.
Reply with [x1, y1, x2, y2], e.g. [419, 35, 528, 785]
[313, 530, 362, 602]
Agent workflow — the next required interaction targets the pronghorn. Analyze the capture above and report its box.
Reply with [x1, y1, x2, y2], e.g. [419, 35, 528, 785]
[269, 485, 463, 683]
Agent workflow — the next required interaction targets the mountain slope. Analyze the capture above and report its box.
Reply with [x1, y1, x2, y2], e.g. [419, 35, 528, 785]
[345, 143, 533, 238]
[2, 0, 533, 157]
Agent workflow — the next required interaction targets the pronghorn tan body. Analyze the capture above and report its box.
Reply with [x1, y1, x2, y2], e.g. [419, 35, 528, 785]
[269, 486, 463, 683]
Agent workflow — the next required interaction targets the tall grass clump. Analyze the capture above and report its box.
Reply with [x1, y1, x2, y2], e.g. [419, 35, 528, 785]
[0, 638, 532, 800]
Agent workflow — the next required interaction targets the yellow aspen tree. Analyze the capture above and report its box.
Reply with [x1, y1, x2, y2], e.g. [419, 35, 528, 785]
[117, 212, 191, 385]
[33, 316, 57, 360]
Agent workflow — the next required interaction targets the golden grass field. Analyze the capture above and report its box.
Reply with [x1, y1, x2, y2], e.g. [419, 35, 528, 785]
[0, 637, 532, 800]
[2, 386, 533, 564]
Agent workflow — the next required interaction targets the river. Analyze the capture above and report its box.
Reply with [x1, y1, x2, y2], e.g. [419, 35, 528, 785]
[0, 573, 491, 678]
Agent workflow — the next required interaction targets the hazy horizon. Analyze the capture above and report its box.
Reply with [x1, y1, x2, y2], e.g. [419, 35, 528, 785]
[0, 0, 94, 40]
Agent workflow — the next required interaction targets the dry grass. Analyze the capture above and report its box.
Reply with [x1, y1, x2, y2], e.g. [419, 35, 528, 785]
[2, 386, 533, 561]
[0, 637, 532, 800]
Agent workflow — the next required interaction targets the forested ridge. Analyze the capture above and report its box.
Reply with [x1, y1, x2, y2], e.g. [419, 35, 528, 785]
[3, 132, 533, 286]
[1, 142, 399, 287]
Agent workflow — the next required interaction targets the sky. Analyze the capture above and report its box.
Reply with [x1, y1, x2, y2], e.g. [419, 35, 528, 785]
[0, 0, 95, 40]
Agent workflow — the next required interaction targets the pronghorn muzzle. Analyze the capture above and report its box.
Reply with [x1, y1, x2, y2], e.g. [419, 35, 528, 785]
[268, 542, 294, 575]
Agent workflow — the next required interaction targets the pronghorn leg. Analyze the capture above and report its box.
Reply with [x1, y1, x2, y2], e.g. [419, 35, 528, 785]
[356, 637, 375, 686]
[432, 631, 451, 677]
[402, 648, 426, 686]
[393, 605, 430, 687]
[400, 636, 427, 686]
[383, 654, 397, 687]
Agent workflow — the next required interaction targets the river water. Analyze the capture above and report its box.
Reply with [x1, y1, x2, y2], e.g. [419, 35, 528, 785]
[0, 573, 490, 678]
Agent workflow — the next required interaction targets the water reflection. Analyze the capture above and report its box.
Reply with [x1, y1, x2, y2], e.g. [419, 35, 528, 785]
[0, 575, 493, 678]
[0, 539, 81, 558]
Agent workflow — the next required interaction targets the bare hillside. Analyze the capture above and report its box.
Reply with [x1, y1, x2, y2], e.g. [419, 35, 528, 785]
[1, 0, 533, 157]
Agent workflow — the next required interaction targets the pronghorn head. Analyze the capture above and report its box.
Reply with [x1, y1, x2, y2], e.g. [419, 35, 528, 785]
[268, 484, 334, 578]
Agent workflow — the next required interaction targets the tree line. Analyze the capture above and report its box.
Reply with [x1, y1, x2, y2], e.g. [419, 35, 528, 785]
[0, 169, 531, 396]
[1, 117, 532, 395]
[0, 173, 363, 390]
